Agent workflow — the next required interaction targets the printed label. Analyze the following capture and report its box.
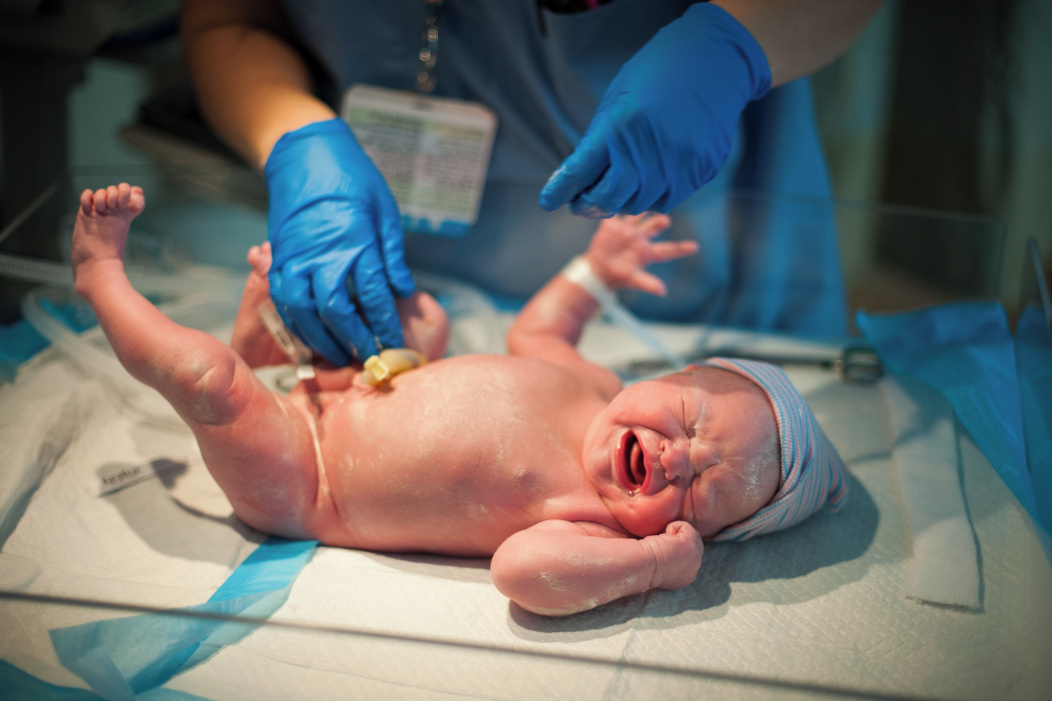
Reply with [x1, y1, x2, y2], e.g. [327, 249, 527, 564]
[88, 457, 193, 497]
[341, 84, 497, 236]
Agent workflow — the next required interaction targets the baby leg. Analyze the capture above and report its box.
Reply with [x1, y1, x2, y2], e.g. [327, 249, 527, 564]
[72, 183, 253, 427]
[230, 242, 294, 368]
[73, 185, 323, 538]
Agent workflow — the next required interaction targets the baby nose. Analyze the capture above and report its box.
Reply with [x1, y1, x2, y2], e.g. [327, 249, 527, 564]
[658, 440, 689, 481]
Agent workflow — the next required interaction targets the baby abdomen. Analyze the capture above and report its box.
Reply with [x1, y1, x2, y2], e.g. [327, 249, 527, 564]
[315, 367, 559, 555]
[321, 445, 547, 555]
[315, 393, 551, 551]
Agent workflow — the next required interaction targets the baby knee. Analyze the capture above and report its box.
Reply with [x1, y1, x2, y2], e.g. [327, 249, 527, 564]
[167, 346, 247, 426]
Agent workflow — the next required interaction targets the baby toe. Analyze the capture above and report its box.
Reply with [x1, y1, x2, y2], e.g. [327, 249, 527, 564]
[93, 188, 109, 214]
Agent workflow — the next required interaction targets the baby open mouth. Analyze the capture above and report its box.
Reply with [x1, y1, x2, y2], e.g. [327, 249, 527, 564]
[623, 432, 647, 488]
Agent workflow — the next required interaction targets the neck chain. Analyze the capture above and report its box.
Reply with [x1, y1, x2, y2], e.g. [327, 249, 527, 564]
[416, 0, 443, 93]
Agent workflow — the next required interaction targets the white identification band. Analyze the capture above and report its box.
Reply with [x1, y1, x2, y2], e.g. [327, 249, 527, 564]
[562, 256, 690, 371]
[561, 256, 616, 307]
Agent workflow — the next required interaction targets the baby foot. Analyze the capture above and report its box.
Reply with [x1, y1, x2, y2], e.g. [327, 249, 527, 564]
[244, 242, 274, 311]
[71, 183, 145, 292]
[396, 292, 449, 362]
[231, 242, 295, 368]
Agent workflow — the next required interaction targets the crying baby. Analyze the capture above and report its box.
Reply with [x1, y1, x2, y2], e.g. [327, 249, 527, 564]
[72, 183, 847, 616]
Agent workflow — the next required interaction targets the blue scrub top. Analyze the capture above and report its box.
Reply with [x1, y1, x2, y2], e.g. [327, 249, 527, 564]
[280, 0, 847, 337]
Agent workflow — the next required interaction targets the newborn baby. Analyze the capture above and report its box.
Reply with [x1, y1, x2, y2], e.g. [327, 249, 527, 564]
[72, 183, 847, 616]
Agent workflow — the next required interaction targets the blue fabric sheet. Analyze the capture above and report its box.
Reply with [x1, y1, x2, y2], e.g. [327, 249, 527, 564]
[0, 660, 207, 701]
[0, 319, 49, 365]
[858, 302, 1051, 562]
[43, 537, 317, 700]
[1015, 304, 1052, 536]
[0, 299, 97, 369]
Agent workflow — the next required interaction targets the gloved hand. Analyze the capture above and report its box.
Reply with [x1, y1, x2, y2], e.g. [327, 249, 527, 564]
[539, 3, 771, 218]
[264, 118, 415, 365]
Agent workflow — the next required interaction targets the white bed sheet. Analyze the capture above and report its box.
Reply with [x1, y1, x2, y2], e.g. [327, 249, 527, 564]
[2, 319, 1051, 700]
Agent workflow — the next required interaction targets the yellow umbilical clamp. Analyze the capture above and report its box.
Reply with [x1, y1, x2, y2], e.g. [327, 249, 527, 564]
[361, 348, 428, 387]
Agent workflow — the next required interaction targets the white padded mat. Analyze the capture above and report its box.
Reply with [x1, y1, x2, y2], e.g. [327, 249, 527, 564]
[2, 320, 1052, 700]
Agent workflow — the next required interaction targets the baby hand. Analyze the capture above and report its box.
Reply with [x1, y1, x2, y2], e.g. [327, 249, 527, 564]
[584, 213, 698, 296]
[642, 520, 704, 591]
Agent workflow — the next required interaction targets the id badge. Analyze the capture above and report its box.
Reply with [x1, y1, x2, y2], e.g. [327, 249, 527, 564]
[340, 85, 497, 237]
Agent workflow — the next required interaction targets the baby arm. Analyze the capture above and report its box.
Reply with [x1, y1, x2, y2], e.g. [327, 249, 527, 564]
[491, 519, 703, 616]
[507, 214, 697, 364]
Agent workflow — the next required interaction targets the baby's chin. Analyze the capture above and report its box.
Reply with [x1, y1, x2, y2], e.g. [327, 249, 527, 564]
[605, 500, 672, 539]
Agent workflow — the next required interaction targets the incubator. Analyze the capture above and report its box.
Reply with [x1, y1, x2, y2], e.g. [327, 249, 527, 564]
[1, 169, 1051, 700]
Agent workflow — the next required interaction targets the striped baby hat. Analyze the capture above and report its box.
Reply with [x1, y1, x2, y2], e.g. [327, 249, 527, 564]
[702, 357, 848, 542]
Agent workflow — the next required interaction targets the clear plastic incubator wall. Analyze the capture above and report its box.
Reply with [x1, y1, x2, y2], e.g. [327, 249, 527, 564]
[2, 168, 1051, 701]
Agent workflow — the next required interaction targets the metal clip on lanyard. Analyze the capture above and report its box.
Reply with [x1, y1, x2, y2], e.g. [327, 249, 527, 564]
[417, 0, 443, 93]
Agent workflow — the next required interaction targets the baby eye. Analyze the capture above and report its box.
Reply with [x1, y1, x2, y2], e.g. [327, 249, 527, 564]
[681, 398, 694, 438]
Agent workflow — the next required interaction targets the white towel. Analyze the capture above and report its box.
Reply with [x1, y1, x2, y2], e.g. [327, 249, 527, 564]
[882, 375, 981, 610]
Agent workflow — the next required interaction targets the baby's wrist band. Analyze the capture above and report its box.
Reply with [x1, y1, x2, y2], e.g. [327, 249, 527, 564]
[561, 256, 616, 307]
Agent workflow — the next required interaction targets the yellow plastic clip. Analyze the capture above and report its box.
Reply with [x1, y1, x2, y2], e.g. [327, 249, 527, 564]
[361, 348, 428, 387]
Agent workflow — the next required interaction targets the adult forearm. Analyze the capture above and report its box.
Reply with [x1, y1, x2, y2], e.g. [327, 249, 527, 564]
[713, 0, 883, 86]
[180, 0, 335, 171]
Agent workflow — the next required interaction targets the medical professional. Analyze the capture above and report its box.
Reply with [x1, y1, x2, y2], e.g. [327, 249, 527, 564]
[181, 0, 882, 365]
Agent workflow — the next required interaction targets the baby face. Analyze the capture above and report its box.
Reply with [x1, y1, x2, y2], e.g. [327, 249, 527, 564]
[582, 366, 779, 539]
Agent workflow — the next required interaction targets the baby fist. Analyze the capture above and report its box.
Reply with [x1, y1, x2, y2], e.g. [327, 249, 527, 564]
[644, 521, 703, 591]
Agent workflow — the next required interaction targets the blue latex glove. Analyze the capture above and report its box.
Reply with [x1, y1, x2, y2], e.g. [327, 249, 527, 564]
[265, 118, 415, 364]
[539, 3, 771, 217]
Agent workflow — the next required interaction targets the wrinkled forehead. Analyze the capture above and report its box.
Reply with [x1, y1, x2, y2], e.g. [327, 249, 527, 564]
[667, 366, 777, 427]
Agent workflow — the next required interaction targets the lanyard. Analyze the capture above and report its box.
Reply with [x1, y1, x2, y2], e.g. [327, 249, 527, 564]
[415, 1, 612, 90]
